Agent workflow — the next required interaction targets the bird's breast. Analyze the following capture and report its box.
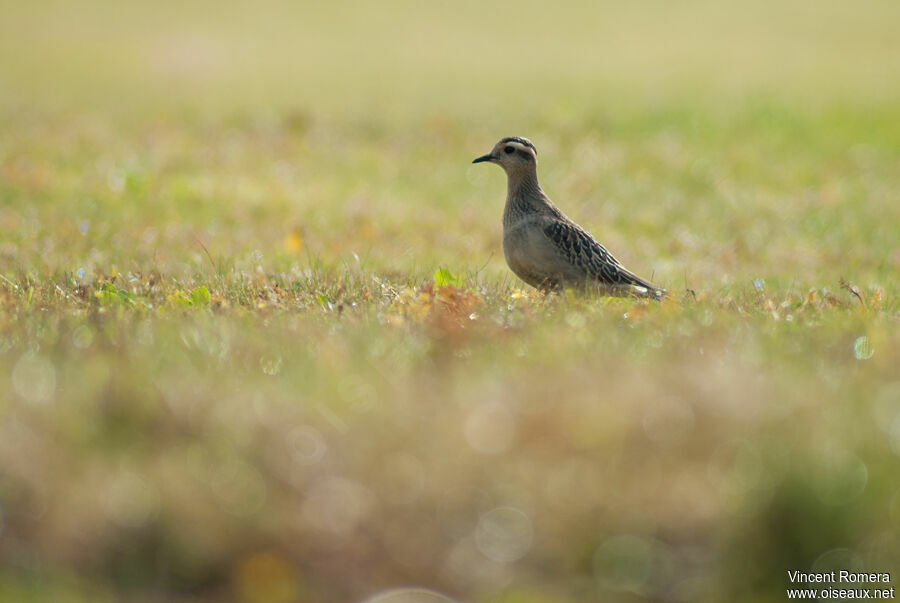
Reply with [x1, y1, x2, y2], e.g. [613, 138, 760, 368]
[502, 222, 556, 288]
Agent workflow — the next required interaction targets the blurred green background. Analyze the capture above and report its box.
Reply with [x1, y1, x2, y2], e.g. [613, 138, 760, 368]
[1, 1, 899, 602]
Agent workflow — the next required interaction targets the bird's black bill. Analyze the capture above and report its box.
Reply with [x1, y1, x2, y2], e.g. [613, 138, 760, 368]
[472, 154, 495, 164]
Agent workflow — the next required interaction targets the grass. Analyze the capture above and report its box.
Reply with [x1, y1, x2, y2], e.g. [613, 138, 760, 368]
[1, 1, 899, 602]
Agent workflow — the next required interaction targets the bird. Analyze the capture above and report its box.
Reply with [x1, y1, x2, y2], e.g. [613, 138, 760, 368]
[472, 136, 665, 298]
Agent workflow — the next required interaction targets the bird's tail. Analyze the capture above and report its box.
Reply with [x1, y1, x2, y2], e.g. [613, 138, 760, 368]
[620, 269, 666, 299]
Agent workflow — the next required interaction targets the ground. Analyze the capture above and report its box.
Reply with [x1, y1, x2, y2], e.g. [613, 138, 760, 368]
[0, 1, 899, 602]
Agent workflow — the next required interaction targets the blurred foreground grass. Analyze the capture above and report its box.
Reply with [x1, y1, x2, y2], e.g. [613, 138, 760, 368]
[1, 1, 899, 602]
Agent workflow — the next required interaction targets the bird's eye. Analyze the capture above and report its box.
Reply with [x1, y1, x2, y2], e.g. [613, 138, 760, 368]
[504, 146, 515, 154]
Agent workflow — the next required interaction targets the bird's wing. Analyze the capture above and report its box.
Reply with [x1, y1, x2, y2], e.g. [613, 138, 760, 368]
[542, 220, 664, 294]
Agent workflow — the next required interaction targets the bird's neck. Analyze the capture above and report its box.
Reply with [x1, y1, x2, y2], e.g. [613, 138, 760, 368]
[506, 168, 541, 200]
[504, 168, 552, 228]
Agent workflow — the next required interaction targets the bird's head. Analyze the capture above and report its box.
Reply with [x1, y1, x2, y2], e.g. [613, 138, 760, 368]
[472, 136, 538, 175]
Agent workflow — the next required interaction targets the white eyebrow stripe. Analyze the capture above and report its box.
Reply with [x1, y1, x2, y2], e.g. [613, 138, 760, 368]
[500, 137, 537, 153]
[502, 141, 535, 155]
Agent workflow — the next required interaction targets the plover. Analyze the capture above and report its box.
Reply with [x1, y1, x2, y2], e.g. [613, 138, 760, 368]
[473, 136, 665, 298]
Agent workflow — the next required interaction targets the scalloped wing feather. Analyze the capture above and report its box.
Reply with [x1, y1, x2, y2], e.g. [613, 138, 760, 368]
[543, 220, 664, 295]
